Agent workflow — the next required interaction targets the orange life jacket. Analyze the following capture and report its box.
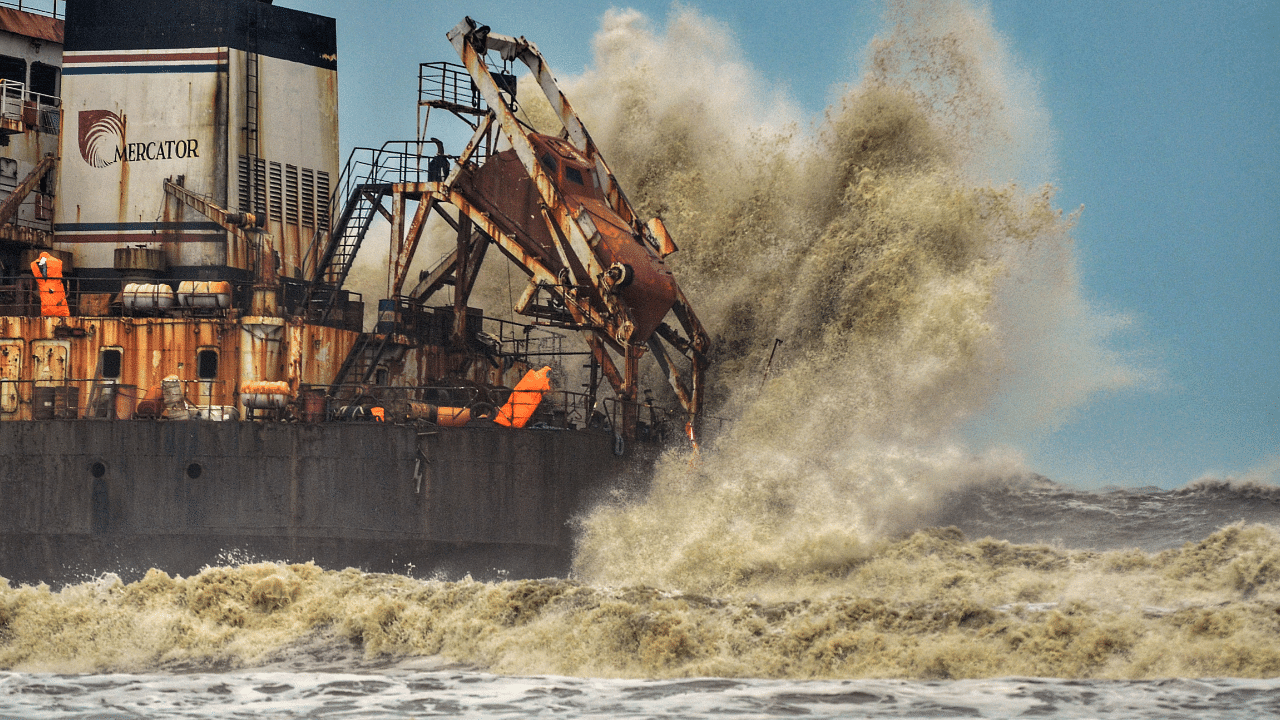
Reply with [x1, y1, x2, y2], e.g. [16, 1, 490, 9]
[30, 252, 69, 317]
[494, 366, 551, 428]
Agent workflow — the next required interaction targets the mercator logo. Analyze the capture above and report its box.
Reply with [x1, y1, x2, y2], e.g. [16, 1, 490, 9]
[78, 110, 123, 168]
[77, 110, 201, 168]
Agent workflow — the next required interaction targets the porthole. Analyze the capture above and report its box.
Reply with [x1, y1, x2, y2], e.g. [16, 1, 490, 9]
[186, 463, 203, 479]
[90, 461, 106, 478]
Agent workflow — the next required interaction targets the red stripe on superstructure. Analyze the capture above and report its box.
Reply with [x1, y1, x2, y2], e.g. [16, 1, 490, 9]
[57, 233, 223, 243]
[63, 50, 226, 64]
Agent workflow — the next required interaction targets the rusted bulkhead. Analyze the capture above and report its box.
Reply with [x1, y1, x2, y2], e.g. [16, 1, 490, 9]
[0, 313, 525, 421]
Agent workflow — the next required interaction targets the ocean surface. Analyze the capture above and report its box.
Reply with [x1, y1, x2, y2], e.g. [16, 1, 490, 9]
[2, 478, 1278, 719]
[3, 669, 1280, 718]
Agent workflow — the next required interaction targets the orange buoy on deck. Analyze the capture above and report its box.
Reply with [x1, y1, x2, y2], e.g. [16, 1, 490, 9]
[494, 366, 551, 428]
[30, 251, 68, 317]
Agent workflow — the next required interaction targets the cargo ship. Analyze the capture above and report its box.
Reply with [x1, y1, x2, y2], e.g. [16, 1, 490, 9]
[0, 1, 709, 586]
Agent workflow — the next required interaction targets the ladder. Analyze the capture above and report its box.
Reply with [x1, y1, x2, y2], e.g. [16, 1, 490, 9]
[327, 331, 396, 400]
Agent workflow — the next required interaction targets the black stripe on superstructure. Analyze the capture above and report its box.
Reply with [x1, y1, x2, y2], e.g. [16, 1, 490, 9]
[63, 0, 336, 70]
[55, 221, 225, 232]
[63, 64, 223, 76]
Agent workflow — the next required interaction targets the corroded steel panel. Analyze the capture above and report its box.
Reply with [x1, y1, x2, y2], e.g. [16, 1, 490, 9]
[295, 322, 356, 387]
[0, 312, 536, 421]
[455, 150, 559, 269]
[0, 339, 20, 412]
[0, 8, 63, 44]
[0, 316, 244, 419]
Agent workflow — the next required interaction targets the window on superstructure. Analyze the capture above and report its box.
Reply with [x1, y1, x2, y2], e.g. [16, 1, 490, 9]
[196, 349, 218, 380]
[539, 152, 557, 176]
[564, 165, 584, 186]
[99, 348, 122, 380]
[0, 56, 23, 86]
[29, 63, 57, 98]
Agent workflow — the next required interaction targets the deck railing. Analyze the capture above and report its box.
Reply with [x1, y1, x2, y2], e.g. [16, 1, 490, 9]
[0, 1, 61, 19]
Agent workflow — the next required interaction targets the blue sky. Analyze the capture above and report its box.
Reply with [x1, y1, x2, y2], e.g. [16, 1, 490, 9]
[289, 0, 1278, 491]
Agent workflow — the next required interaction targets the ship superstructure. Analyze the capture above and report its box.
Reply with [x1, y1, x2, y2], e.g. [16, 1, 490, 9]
[0, 2, 61, 292]
[0, 1, 708, 585]
[0, 0, 348, 421]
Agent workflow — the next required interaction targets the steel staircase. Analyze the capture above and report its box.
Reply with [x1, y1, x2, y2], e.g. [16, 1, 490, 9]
[311, 182, 388, 290]
[327, 330, 398, 400]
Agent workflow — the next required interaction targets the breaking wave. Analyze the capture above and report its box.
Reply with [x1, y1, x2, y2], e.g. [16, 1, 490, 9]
[564, 0, 1148, 591]
[3, 520, 1280, 679]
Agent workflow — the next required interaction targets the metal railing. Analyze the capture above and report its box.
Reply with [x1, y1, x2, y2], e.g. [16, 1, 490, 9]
[35, 97, 58, 133]
[419, 60, 516, 111]
[317, 384, 594, 429]
[0, 273, 81, 316]
[374, 295, 565, 355]
[0, 1, 60, 19]
[420, 62, 483, 110]
[335, 141, 436, 199]
[302, 141, 435, 284]
[0, 373, 723, 446]
[0, 377, 232, 420]
[0, 274, 254, 319]
[311, 382, 707, 446]
[0, 80, 62, 132]
[0, 80, 22, 121]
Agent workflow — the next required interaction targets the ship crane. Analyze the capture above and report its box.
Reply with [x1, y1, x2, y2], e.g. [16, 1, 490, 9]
[330, 17, 711, 438]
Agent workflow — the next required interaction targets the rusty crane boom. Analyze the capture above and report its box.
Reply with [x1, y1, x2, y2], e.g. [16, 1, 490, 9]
[312, 17, 710, 438]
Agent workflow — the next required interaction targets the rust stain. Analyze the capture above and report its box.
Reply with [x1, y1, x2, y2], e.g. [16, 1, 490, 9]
[117, 114, 129, 226]
[0, 8, 62, 44]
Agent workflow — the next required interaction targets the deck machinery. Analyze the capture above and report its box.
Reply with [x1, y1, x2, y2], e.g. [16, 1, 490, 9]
[311, 17, 709, 439]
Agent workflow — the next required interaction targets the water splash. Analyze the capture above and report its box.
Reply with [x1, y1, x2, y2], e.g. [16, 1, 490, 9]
[562, 1, 1146, 591]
